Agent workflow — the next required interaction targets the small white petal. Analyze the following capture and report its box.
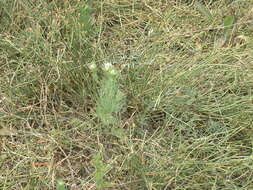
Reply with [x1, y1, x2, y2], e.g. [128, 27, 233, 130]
[88, 63, 97, 70]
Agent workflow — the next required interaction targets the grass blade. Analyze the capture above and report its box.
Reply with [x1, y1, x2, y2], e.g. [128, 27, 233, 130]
[195, 1, 212, 20]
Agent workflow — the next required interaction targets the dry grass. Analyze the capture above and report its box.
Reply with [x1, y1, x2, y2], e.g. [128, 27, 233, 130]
[1, 0, 253, 189]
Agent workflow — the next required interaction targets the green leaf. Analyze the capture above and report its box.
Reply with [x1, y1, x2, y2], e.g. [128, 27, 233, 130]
[78, 5, 92, 32]
[223, 15, 235, 37]
[91, 153, 110, 188]
[95, 77, 125, 125]
[56, 179, 66, 190]
[195, 2, 212, 20]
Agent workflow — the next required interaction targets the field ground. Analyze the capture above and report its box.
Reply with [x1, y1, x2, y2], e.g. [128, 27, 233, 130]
[0, 0, 253, 189]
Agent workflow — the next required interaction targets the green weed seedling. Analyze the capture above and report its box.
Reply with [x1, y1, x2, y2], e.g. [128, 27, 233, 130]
[91, 153, 110, 189]
[89, 63, 125, 126]
[56, 179, 66, 190]
[223, 15, 235, 39]
[78, 4, 100, 36]
[214, 15, 235, 48]
[78, 5, 92, 33]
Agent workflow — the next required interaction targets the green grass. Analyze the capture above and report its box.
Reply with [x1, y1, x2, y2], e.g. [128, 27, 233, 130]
[1, 0, 253, 189]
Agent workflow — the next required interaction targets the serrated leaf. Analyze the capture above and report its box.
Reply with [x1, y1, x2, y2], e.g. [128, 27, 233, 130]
[195, 2, 212, 20]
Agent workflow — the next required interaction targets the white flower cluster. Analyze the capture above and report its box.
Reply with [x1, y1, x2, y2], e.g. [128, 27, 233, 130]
[88, 63, 97, 71]
[88, 62, 119, 76]
[103, 62, 119, 76]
